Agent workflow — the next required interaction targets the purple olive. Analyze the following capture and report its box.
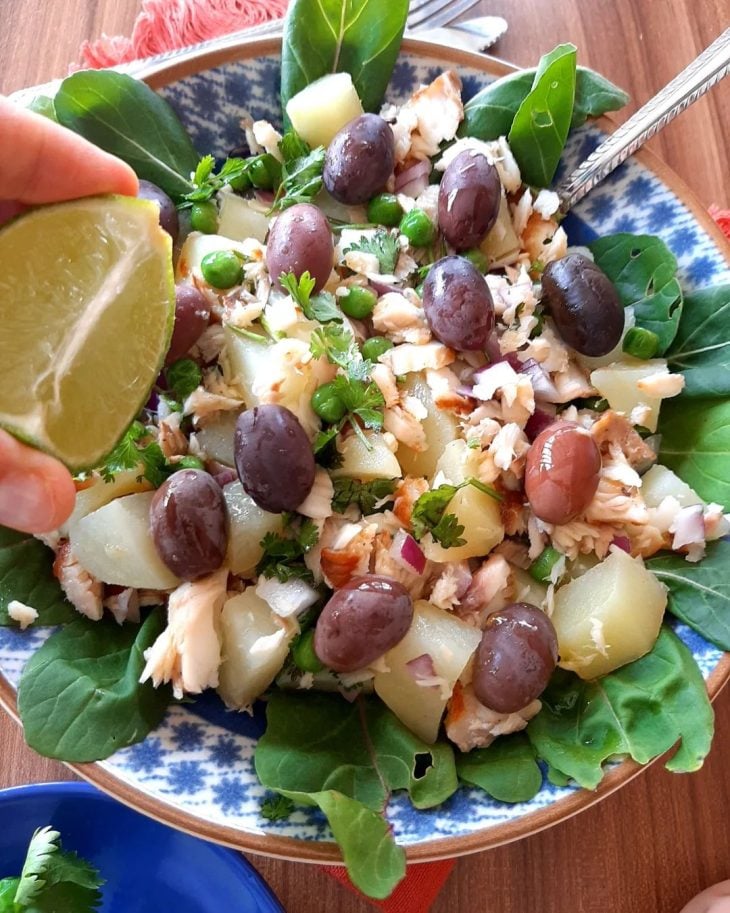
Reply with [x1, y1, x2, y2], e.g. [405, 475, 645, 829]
[138, 179, 179, 242]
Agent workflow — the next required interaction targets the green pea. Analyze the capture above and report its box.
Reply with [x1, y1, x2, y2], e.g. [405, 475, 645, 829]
[367, 193, 404, 227]
[361, 336, 394, 362]
[291, 629, 324, 673]
[464, 248, 489, 273]
[190, 201, 218, 234]
[201, 250, 244, 289]
[176, 455, 206, 471]
[248, 154, 282, 190]
[399, 208, 436, 247]
[340, 286, 377, 319]
[528, 546, 564, 583]
[311, 382, 347, 424]
[229, 170, 252, 193]
[622, 327, 660, 360]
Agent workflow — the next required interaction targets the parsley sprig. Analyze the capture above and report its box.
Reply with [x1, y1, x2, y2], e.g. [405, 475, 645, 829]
[309, 325, 386, 453]
[268, 130, 325, 212]
[0, 826, 103, 913]
[279, 271, 341, 323]
[344, 230, 400, 274]
[331, 478, 397, 515]
[412, 478, 501, 548]
[256, 520, 319, 583]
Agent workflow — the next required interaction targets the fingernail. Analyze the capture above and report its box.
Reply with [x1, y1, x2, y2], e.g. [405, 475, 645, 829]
[0, 472, 55, 533]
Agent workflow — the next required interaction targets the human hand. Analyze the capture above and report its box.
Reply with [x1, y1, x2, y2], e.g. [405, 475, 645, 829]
[0, 96, 139, 533]
[680, 881, 730, 913]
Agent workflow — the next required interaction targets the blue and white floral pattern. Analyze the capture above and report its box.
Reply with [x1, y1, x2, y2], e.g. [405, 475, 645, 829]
[1, 50, 728, 850]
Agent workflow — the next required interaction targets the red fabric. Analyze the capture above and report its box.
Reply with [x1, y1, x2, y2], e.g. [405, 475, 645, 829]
[324, 860, 456, 912]
[71, 3, 728, 908]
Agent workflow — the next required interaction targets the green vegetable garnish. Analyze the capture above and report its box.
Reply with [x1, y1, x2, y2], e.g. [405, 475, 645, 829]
[256, 521, 319, 583]
[339, 286, 377, 319]
[183, 154, 252, 204]
[291, 629, 325, 673]
[331, 477, 397, 515]
[411, 478, 500, 548]
[201, 250, 244, 289]
[176, 455, 206, 471]
[344, 230, 400, 274]
[248, 153, 283, 190]
[189, 200, 218, 234]
[464, 248, 489, 273]
[260, 795, 296, 822]
[622, 326, 660, 359]
[399, 208, 435, 247]
[0, 826, 103, 913]
[529, 546, 564, 583]
[99, 421, 170, 487]
[367, 193, 403, 226]
[361, 336, 394, 362]
[166, 358, 202, 401]
[279, 271, 341, 323]
[270, 136, 326, 212]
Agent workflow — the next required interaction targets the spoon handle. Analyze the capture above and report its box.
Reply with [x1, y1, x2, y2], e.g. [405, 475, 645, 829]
[557, 27, 730, 214]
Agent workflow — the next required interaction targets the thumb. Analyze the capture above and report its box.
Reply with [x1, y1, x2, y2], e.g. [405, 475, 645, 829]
[0, 431, 76, 533]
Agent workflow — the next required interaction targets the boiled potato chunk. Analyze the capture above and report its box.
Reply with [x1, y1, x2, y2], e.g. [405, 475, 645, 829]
[223, 482, 284, 578]
[195, 411, 240, 466]
[552, 548, 666, 680]
[217, 192, 270, 243]
[511, 567, 548, 609]
[479, 192, 520, 266]
[222, 324, 271, 406]
[397, 373, 460, 478]
[422, 484, 504, 563]
[330, 432, 401, 481]
[286, 72, 364, 149]
[69, 491, 180, 590]
[641, 464, 703, 508]
[434, 439, 481, 486]
[218, 589, 293, 709]
[374, 600, 482, 743]
[60, 467, 150, 538]
[590, 358, 671, 433]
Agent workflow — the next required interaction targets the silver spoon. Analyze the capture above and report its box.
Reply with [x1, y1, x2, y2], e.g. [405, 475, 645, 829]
[557, 27, 730, 214]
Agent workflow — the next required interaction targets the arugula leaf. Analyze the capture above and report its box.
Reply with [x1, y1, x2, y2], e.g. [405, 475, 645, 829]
[344, 231, 400, 274]
[280, 271, 341, 323]
[331, 478, 397, 515]
[54, 71, 199, 198]
[256, 521, 318, 583]
[456, 733, 543, 803]
[17, 608, 172, 762]
[647, 540, 730, 650]
[665, 284, 730, 397]
[98, 421, 170, 488]
[260, 794, 295, 821]
[411, 479, 499, 547]
[0, 528, 76, 627]
[270, 146, 326, 212]
[461, 65, 629, 141]
[166, 358, 202, 401]
[590, 233, 683, 353]
[508, 44, 577, 188]
[281, 0, 409, 117]
[526, 626, 714, 789]
[658, 397, 730, 509]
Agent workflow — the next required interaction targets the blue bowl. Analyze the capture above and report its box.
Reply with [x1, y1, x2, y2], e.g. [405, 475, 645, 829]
[0, 782, 283, 913]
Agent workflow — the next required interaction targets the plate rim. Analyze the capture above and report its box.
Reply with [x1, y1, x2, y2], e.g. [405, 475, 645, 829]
[2, 34, 729, 865]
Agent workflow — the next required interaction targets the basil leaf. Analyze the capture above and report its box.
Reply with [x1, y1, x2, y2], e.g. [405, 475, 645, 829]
[281, 0, 409, 116]
[461, 65, 628, 141]
[18, 608, 172, 762]
[590, 233, 683, 352]
[54, 71, 199, 198]
[526, 627, 714, 789]
[665, 284, 730, 397]
[456, 733, 542, 803]
[0, 528, 76, 627]
[647, 541, 730, 650]
[658, 397, 730, 509]
[507, 44, 577, 188]
[255, 691, 458, 810]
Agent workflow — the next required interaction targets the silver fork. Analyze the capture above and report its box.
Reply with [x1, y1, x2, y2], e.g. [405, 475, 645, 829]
[120, 0, 482, 78]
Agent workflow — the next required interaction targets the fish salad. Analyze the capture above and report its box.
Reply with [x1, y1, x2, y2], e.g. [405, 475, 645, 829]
[12, 4, 730, 898]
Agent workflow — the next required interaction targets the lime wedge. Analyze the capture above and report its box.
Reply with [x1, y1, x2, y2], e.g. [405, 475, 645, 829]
[0, 195, 174, 470]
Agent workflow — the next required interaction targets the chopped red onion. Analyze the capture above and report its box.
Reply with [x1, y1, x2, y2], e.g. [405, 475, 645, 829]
[519, 358, 559, 401]
[405, 653, 437, 683]
[394, 159, 431, 195]
[671, 505, 705, 549]
[610, 536, 631, 553]
[389, 529, 427, 575]
[524, 409, 556, 442]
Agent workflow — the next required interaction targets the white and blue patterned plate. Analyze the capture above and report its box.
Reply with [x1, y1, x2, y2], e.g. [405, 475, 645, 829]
[1, 38, 729, 863]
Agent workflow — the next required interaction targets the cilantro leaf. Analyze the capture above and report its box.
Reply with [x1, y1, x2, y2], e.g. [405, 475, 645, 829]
[310, 324, 359, 369]
[279, 129, 310, 162]
[14, 827, 60, 906]
[256, 520, 319, 583]
[182, 155, 249, 203]
[411, 479, 500, 547]
[166, 358, 202, 401]
[332, 478, 396, 515]
[270, 142, 325, 212]
[330, 375, 385, 430]
[313, 424, 341, 456]
[280, 272, 341, 323]
[261, 794, 296, 821]
[99, 422, 171, 488]
[344, 231, 400, 274]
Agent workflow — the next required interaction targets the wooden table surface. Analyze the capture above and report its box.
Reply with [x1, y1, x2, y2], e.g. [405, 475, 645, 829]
[1, 2, 730, 912]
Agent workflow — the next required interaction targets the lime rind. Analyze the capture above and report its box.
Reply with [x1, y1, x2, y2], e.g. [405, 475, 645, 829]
[0, 195, 175, 471]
